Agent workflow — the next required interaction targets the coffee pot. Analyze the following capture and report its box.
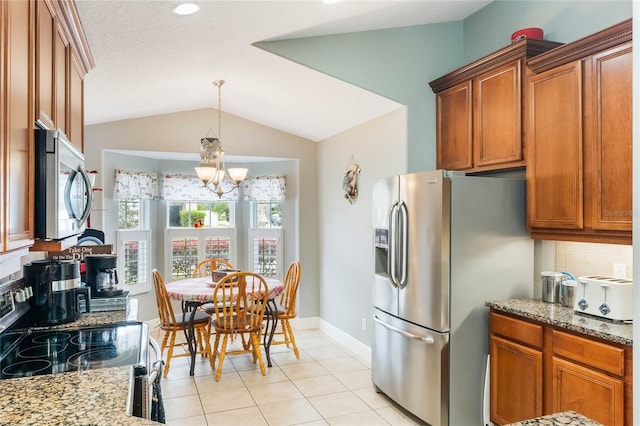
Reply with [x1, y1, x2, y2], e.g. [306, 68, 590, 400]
[23, 259, 90, 326]
[84, 254, 123, 298]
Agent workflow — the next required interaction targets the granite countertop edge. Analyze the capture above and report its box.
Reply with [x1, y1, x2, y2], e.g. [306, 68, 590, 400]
[505, 410, 602, 426]
[0, 367, 157, 426]
[486, 298, 633, 346]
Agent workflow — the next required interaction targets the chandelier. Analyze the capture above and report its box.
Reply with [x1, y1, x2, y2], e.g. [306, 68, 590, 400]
[195, 80, 248, 197]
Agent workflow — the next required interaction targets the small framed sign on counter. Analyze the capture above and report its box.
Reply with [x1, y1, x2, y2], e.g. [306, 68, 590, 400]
[47, 244, 114, 262]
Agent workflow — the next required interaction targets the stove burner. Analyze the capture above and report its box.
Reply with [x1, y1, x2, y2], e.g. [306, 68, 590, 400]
[0, 323, 145, 379]
[32, 332, 72, 345]
[18, 343, 69, 359]
[2, 359, 52, 377]
[68, 347, 123, 369]
[70, 330, 117, 348]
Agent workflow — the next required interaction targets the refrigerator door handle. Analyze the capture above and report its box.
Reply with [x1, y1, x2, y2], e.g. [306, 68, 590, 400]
[397, 201, 408, 289]
[373, 315, 435, 344]
[388, 202, 399, 288]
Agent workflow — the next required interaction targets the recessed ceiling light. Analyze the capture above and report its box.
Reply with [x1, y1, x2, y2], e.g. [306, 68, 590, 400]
[173, 3, 199, 15]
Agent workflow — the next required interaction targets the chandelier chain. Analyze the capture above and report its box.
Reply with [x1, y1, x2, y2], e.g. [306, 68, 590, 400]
[195, 79, 248, 198]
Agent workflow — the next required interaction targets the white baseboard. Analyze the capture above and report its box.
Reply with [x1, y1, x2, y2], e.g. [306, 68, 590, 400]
[290, 316, 319, 330]
[316, 318, 371, 368]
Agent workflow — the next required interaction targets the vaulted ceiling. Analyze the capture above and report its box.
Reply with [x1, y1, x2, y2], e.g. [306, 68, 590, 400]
[76, 0, 491, 141]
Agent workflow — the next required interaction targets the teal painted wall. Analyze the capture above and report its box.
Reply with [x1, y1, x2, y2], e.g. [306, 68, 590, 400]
[257, 1, 631, 173]
[464, 1, 632, 62]
[257, 22, 463, 173]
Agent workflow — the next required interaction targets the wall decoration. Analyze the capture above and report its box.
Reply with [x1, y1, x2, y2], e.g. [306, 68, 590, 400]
[343, 155, 361, 204]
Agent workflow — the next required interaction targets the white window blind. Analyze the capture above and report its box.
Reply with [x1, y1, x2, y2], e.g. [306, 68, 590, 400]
[248, 228, 283, 279]
[116, 229, 152, 295]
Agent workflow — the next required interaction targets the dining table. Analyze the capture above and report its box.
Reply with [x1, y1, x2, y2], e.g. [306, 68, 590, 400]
[165, 275, 285, 376]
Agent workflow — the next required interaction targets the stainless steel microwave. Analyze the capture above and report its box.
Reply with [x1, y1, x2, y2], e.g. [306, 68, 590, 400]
[34, 129, 93, 240]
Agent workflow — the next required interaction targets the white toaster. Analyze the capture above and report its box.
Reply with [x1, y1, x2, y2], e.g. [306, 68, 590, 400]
[573, 275, 633, 321]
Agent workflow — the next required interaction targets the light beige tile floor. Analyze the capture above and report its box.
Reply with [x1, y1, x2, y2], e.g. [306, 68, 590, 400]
[149, 326, 423, 425]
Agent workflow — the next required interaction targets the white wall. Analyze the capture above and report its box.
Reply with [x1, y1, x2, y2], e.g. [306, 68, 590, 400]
[84, 108, 320, 320]
[317, 108, 406, 346]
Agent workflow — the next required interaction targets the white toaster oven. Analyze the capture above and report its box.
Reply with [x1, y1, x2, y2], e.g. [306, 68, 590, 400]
[574, 275, 633, 321]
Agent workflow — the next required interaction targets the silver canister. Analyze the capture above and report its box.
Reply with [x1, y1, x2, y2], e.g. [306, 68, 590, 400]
[541, 271, 566, 303]
[561, 279, 577, 307]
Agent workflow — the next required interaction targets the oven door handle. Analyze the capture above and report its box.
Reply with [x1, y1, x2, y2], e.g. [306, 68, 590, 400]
[127, 337, 165, 421]
[149, 337, 161, 363]
[147, 338, 165, 423]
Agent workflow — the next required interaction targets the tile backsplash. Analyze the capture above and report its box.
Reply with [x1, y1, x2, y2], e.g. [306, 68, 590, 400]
[555, 241, 633, 279]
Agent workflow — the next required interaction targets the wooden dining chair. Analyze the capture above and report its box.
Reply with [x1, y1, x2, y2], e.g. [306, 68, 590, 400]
[210, 272, 269, 381]
[264, 261, 301, 358]
[152, 269, 212, 377]
[192, 258, 234, 278]
[193, 258, 234, 336]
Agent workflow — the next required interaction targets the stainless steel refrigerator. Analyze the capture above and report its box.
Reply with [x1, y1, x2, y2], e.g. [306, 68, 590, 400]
[372, 170, 533, 426]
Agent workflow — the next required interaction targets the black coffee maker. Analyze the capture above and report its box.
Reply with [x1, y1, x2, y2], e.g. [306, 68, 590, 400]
[84, 254, 123, 298]
[24, 260, 91, 326]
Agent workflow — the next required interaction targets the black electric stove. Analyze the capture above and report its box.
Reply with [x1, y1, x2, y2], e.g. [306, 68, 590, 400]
[0, 323, 146, 379]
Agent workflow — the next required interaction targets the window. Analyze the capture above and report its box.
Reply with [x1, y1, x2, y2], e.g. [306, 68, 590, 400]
[116, 200, 152, 295]
[249, 201, 283, 278]
[165, 200, 237, 279]
[117, 230, 151, 293]
[119, 200, 141, 229]
[244, 177, 286, 278]
[166, 228, 236, 279]
[114, 169, 158, 295]
[255, 201, 282, 229]
[167, 201, 233, 228]
[248, 228, 283, 278]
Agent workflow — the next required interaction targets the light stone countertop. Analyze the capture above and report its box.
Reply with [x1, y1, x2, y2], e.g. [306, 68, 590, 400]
[0, 367, 158, 426]
[486, 298, 632, 346]
[505, 410, 602, 425]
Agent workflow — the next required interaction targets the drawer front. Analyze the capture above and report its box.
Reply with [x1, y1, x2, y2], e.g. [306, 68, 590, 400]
[552, 329, 624, 376]
[490, 312, 543, 349]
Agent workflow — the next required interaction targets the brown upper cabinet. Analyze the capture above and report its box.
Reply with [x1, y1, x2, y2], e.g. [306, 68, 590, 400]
[1, 0, 36, 253]
[35, 0, 93, 152]
[1, 0, 92, 256]
[526, 19, 632, 245]
[429, 38, 562, 173]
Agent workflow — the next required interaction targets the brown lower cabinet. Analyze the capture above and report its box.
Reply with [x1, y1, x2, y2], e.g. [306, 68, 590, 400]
[490, 310, 632, 425]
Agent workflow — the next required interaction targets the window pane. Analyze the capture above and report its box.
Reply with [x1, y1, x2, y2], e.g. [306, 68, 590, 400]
[171, 237, 198, 278]
[122, 240, 148, 286]
[168, 202, 184, 227]
[168, 201, 231, 228]
[117, 229, 152, 295]
[199, 202, 231, 228]
[204, 237, 231, 262]
[253, 237, 278, 277]
[256, 202, 282, 229]
[118, 200, 140, 229]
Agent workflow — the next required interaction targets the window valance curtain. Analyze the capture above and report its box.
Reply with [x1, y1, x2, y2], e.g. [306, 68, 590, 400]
[160, 173, 239, 201]
[114, 169, 159, 200]
[242, 176, 286, 201]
